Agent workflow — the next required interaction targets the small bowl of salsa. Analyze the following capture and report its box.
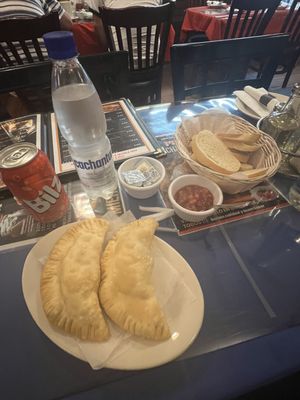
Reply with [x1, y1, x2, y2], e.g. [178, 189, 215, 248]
[168, 175, 223, 222]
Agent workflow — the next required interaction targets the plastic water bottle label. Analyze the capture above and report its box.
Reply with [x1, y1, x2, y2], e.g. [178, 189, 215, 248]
[73, 150, 113, 171]
[72, 149, 116, 190]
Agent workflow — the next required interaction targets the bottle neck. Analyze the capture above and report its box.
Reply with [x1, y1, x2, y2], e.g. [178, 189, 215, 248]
[281, 84, 300, 119]
[51, 56, 92, 90]
[282, 94, 300, 119]
[52, 56, 79, 68]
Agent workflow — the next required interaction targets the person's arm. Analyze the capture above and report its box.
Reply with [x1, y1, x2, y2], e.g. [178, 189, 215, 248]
[59, 11, 72, 31]
[43, 0, 73, 30]
[93, 13, 108, 50]
[87, 0, 108, 49]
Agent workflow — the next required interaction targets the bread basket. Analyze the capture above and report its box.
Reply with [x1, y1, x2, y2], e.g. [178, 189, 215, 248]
[175, 111, 281, 194]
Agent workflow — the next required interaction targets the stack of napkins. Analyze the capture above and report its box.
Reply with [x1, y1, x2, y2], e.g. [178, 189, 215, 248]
[234, 86, 280, 118]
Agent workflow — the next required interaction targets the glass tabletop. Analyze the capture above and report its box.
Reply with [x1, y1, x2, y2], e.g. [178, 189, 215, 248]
[137, 98, 300, 361]
[1, 97, 300, 400]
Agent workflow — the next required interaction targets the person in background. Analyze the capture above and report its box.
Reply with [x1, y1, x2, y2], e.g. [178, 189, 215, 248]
[87, 0, 161, 54]
[0, 0, 72, 30]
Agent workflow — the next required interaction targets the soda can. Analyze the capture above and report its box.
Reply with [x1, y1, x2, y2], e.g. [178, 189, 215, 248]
[0, 143, 69, 223]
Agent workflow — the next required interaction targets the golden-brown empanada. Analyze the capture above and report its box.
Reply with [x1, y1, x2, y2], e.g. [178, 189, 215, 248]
[41, 218, 110, 342]
[100, 218, 171, 341]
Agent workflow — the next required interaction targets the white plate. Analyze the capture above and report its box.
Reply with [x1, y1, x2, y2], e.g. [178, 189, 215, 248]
[22, 224, 204, 370]
[235, 92, 288, 120]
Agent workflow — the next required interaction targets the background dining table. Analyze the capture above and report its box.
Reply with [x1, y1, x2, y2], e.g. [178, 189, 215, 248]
[180, 6, 289, 42]
[1, 96, 300, 400]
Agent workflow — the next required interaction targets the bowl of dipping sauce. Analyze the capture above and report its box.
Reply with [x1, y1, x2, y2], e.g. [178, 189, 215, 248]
[118, 156, 166, 199]
[168, 174, 223, 222]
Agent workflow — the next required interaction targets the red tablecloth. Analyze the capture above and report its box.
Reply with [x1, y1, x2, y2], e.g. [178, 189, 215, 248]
[180, 6, 289, 42]
[72, 22, 175, 62]
[72, 22, 106, 55]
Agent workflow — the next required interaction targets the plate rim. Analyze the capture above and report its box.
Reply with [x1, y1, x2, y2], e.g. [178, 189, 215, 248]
[235, 92, 289, 120]
[22, 222, 204, 370]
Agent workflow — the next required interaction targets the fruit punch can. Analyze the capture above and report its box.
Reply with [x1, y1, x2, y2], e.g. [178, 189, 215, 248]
[0, 143, 69, 223]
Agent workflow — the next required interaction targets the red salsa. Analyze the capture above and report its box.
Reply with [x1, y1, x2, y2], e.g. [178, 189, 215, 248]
[174, 185, 214, 211]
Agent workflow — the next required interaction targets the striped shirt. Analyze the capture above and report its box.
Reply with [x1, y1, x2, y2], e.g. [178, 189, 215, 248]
[87, 0, 161, 67]
[0, 0, 64, 20]
[0, 1, 64, 66]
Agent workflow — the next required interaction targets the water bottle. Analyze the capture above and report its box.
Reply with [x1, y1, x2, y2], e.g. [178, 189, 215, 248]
[43, 31, 117, 200]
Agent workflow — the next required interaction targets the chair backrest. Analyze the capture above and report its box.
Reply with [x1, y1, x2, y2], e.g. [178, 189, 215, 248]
[0, 13, 60, 68]
[171, 0, 206, 43]
[281, 0, 300, 44]
[224, 0, 281, 39]
[186, 0, 206, 7]
[99, 2, 175, 72]
[171, 34, 289, 102]
[0, 52, 130, 112]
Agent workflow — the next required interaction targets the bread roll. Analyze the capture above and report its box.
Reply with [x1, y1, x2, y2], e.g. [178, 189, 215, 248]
[191, 130, 240, 174]
[217, 131, 260, 144]
[222, 140, 261, 152]
[230, 150, 250, 163]
[242, 167, 268, 179]
[239, 163, 253, 171]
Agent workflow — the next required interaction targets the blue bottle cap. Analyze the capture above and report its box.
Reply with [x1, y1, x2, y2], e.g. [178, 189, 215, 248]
[43, 31, 77, 60]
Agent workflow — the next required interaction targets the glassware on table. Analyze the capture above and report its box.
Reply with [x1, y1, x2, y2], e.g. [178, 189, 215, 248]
[289, 179, 300, 211]
[259, 83, 300, 177]
[43, 31, 117, 202]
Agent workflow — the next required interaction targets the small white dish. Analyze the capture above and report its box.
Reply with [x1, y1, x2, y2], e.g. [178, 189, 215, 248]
[168, 175, 223, 222]
[235, 92, 288, 121]
[118, 156, 165, 199]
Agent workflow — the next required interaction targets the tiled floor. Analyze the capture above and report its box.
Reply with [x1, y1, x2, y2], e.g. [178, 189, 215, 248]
[161, 58, 300, 104]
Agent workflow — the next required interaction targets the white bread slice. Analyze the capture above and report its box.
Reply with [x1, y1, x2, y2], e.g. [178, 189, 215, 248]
[242, 167, 268, 179]
[191, 130, 240, 174]
[230, 150, 250, 163]
[222, 140, 261, 152]
[239, 163, 253, 171]
[217, 131, 261, 144]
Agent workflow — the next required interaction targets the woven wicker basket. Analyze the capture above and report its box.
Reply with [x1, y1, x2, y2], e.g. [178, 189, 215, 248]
[175, 112, 281, 194]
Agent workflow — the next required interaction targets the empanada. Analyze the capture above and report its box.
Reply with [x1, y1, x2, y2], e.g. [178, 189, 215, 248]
[100, 218, 171, 341]
[41, 218, 110, 342]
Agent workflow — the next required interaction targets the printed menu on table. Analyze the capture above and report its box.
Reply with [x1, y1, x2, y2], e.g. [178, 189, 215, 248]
[51, 99, 163, 174]
[0, 180, 125, 251]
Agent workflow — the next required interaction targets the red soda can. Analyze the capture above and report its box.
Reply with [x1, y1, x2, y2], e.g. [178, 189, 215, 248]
[0, 143, 69, 223]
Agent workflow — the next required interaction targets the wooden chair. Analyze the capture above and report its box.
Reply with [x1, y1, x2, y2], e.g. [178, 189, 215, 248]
[0, 13, 60, 67]
[280, 0, 300, 87]
[224, 0, 281, 39]
[99, 2, 175, 106]
[0, 52, 130, 115]
[171, 34, 289, 102]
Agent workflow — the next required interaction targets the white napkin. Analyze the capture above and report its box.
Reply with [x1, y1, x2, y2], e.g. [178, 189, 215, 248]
[234, 86, 279, 118]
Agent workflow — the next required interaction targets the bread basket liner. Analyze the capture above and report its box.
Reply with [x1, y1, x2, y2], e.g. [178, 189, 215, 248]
[175, 112, 282, 194]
